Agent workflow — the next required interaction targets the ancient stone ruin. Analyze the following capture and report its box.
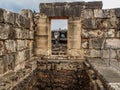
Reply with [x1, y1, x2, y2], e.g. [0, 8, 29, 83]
[0, 1, 120, 90]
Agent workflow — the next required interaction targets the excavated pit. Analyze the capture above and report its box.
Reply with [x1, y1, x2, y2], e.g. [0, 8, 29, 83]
[13, 60, 91, 90]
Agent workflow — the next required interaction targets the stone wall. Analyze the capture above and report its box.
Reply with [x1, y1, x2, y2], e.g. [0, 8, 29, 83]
[37, 1, 120, 60]
[81, 8, 120, 61]
[0, 8, 34, 76]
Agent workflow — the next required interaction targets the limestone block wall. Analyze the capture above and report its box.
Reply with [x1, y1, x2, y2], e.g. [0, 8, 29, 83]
[0, 8, 34, 75]
[81, 8, 120, 61]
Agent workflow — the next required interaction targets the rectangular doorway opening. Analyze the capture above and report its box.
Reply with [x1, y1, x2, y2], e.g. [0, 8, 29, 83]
[51, 19, 68, 55]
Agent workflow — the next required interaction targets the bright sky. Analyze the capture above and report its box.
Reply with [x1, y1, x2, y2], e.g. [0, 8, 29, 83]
[0, 0, 120, 30]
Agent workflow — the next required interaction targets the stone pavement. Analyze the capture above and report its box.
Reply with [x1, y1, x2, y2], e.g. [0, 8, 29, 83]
[87, 58, 120, 90]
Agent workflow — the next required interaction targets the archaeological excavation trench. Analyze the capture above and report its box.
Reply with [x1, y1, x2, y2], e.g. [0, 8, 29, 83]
[13, 61, 91, 90]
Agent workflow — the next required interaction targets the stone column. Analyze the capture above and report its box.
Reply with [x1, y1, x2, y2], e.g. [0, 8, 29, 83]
[35, 14, 50, 56]
[68, 17, 84, 59]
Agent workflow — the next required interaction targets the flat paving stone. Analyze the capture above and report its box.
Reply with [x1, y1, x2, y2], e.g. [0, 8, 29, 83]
[88, 58, 120, 90]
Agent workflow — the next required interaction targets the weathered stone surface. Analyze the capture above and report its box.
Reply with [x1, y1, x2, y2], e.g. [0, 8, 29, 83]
[0, 41, 5, 56]
[1, 24, 16, 39]
[24, 49, 30, 61]
[20, 9, 33, 30]
[105, 39, 120, 48]
[94, 9, 103, 18]
[15, 50, 30, 65]
[35, 48, 49, 56]
[3, 54, 15, 72]
[82, 19, 97, 29]
[5, 40, 16, 53]
[107, 29, 115, 37]
[86, 49, 101, 58]
[28, 40, 34, 57]
[82, 9, 93, 19]
[116, 31, 120, 38]
[0, 24, 13, 39]
[110, 9, 116, 17]
[17, 40, 28, 51]
[15, 14, 30, 29]
[94, 9, 111, 18]
[82, 39, 88, 49]
[0, 57, 4, 74]
[109, 17, 119, 29]
[115, 8, 120, 17]
[20, 9, 33, 18]
[40, 2, 83, 17]
[15, 14, 22, 27]
[4, 10, 15, 24]
[116, 49, 120, 60]
[24, 18, 30, 29]
[0, 8, 4, 22]
[29, 31, 34, 39]
[15, 28, 23, 39]
[117, 19, 120, 29]
[103, 50, 116, 58]
[15, 28, 29, 39]
[102, 9, 111, 18]
[89, 38, 103, 49]
[100, 19, 110, 29]
[40, 1, 102, 17]
[95, 18, 118, 29]
[88, 30, 104, 38]
[85, 1, 103, 9]
[81, 29, 89, 38]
